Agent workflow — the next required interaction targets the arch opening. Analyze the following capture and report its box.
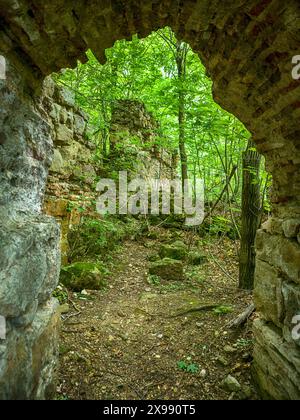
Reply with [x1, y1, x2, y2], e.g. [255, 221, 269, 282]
[0, 0, 300, 400]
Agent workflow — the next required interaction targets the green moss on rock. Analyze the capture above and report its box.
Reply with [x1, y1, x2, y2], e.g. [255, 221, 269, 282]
[149, 258, 184, 281]
[60, 262, 108, 291]
[159, 240, 188, 260]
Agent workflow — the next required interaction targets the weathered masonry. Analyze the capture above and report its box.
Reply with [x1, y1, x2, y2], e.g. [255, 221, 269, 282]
[0, 0, 300, 400]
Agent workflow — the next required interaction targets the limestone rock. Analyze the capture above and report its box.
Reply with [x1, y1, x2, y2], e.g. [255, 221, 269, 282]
[55, 86, 75, 108]
[0, 215, 60, 318]
[50, 149, 64, 174]
[221, 375, 241, 393]
[60, 262, 107, 292]
[256, 230, 300, 284]
[0, 299, 60, 400]
[282, 282, 300, 347]
[55, 124, 73, 146]
[253, 320, 300, 400]
[159, 241, 187, 261]
[149, 258, 184, 281]
[282, 219, 300, 239]
[74, 113, 86, 137]
[254, 259, 284, 328]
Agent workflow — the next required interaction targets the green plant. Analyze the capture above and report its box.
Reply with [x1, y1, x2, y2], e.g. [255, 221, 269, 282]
[147, 274, 161, 286]
[177, 360, 199, 374]
[212, 305, 233, 316]
[235, 338, 253, 348]
[52, 285, 68, 304]
[67, 216, 140, 262]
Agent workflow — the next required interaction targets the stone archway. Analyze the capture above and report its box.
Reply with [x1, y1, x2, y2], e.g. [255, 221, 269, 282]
[0, 0, 299, 400]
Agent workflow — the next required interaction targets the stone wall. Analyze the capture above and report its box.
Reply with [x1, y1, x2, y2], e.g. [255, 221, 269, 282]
[42, 78, 97, 264]
[253, 218, 300, 399]
[110, 100, 173, 180]
[0, 0, 300, 400]
[43, 94, 172, 264]
[0, 61, 60, 399]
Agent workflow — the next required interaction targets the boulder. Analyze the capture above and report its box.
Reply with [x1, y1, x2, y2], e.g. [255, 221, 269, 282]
[60, 262, 107, 291]
[149, 258, 184, 281]
[159, 240, 187, 261]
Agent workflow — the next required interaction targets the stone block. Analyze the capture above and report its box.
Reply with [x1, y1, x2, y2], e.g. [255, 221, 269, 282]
[0, 299, 60, 400]
[49, 149, 64, 174]
[55, 124, 73, 146]
[282, 219, 300, 239]
[55, 86, 75, 108]
[149, 258, 184, 281]
[254, 259, 284, 327]
[253, 320, 300, 400]
[0, 216, 61, 318]
[44, 198, 69, 217]
[282, 282, 300, 347]
[256, 230, 300, 284]
[74, 113, 86, 137]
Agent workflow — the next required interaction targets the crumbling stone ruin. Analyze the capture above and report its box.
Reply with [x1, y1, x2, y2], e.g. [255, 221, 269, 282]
[0, 0, 300, 399]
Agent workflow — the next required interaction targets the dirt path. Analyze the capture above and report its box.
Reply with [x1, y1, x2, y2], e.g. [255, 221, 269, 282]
[57, 236, 258, 400]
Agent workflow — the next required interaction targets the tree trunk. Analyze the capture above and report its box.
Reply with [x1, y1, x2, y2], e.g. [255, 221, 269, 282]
[239, 138, 261, 290]
[176, 41, 188, 190]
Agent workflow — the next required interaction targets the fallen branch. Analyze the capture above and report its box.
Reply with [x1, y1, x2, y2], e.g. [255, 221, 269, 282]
[168, 304, 219, 318]
[228, 303, 256, 329]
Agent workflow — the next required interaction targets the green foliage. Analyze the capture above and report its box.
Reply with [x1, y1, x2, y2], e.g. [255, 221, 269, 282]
[147, 274, 161, 286]
[235, 338, 253, 348]
[177, 360, 199, 374]
[212, 305, 234, 316]
[54, 27, 271, 221]
[52, 286, 68, 304]
[68, 216, 139, 262]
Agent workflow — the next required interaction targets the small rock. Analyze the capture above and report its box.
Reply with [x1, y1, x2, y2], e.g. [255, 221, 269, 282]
[217, 356, 229, 367]
[200, 369, 207, 378]
[221, 375, 242, 393]
[58, 303, 70, 315]
[81, 289, 89, 296]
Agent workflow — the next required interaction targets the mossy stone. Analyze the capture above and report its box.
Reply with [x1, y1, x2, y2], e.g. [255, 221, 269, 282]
[60, 262, 107, 291]
[149, 258, 184, 281]
[159, 240, 188, 260]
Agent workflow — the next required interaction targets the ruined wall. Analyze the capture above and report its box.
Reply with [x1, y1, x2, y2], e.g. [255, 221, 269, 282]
[110, 100, 173, 180]
[43, 94, 172, 265]
[253, 218, 300, 399]
[0, 0, 300, 400]
[42, 79, 97, 264]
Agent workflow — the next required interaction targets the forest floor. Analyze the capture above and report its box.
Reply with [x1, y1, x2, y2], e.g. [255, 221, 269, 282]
[57, 230, 259, 400]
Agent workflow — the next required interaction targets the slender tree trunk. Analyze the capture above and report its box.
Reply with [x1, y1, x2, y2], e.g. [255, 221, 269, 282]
[176, 41, 188, 190]
[239, 138, 261, 290]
